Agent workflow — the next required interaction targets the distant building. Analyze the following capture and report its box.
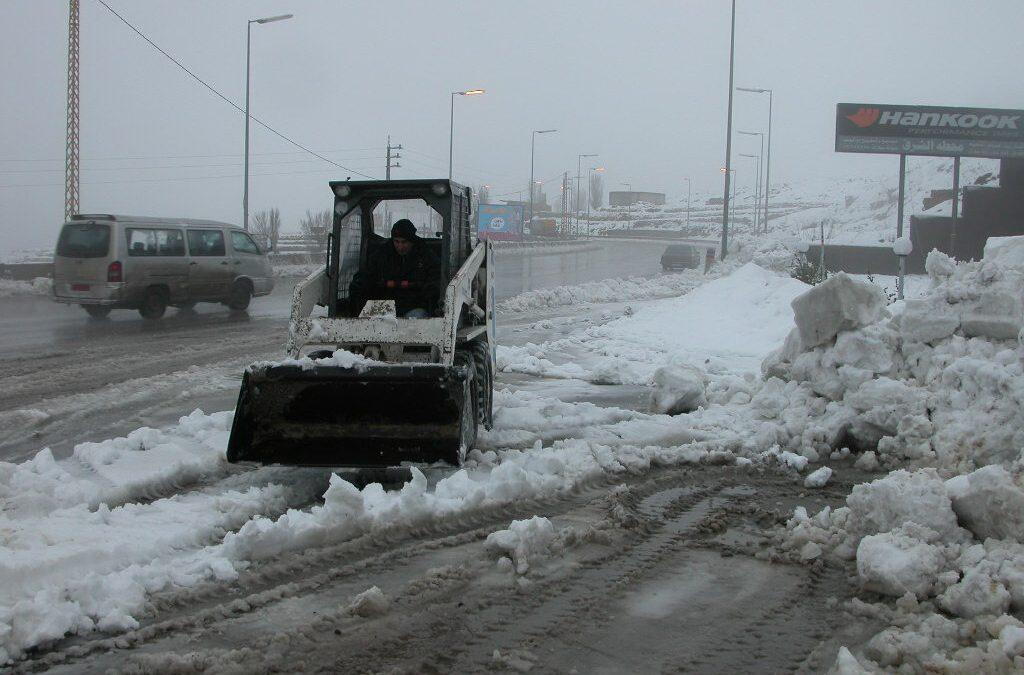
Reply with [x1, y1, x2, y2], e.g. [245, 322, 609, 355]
[608, 191, 666, 207]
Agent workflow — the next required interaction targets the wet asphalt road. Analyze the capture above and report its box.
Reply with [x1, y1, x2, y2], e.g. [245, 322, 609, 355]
[0, 239, 674, 462]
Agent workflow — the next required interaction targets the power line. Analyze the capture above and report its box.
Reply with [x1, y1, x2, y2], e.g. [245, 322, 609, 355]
[0, 165, 380, 190]
[94, 0, 377, 179]
[0, 156, 386, 174]
[1, 147, 385, 163]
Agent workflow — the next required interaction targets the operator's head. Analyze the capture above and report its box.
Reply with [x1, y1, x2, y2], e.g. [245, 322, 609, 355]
[391, 219, 417, 256]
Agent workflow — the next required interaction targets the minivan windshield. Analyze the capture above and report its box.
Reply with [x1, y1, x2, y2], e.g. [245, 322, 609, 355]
[57, 222, 111, 258]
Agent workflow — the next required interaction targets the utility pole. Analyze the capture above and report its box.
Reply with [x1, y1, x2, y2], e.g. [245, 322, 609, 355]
[384, 135, 401, 227]
[385, 135, 401, 180]
[65, 0, 80, 221]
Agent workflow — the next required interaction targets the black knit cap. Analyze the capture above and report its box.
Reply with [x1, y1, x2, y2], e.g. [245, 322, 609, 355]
[391, 219, 417, 240]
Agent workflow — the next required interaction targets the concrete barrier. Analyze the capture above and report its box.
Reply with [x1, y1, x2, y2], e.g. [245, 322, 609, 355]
[0, 262, 53, 280]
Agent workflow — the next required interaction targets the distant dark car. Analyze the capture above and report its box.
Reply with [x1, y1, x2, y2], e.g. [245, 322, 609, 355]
[660, 244, 701, 271]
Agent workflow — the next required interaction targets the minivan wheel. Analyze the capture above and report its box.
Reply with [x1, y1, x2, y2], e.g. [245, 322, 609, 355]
[139, 288, 167, 320]
[83, 305, 111, 319]
[227, 281, 252, 311]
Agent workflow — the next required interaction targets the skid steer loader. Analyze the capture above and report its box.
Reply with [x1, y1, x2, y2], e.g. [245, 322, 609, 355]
[226, 179, 494, 467]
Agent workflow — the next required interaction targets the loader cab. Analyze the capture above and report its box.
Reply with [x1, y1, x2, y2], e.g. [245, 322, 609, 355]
[327, 179, 474, 318]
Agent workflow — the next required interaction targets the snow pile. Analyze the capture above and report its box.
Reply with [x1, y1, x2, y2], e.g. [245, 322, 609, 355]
[790, 468, 1024, 672]
[0, 277, 51, 298]
[766, 237, 1024, 670]
[499, 268, 709, 313]
[250, 347, 380, 372]
[763, 245, 1024, 469]
[498, 263, 809, 389]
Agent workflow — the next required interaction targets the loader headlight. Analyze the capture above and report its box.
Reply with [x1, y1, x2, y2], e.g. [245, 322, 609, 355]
[431, 182, 447, 196]
[334, 184, 352, 198]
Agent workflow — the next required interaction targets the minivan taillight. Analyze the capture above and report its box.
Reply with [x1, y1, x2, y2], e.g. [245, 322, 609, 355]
[107, 261, 123, 282]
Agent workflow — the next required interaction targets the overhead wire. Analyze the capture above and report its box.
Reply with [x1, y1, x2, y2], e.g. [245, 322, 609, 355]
[0, 147, 385, 163]
[93, 0, 377, 179]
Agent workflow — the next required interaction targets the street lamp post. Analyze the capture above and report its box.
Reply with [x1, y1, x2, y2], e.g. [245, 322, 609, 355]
[739, 153, 760, 232]
[621, 182, 632, 227]
[682, 177, 691, 229]
[576, 153, 597, 235]
[529, 129, 557, 224]
[737, 86, 773, 233]
[737, 130, 764, 232]
[587, 166, 604, 238]
[448, 89, 485, 180]
[720, 0, 737, 259]
[244, 13, 293, 231]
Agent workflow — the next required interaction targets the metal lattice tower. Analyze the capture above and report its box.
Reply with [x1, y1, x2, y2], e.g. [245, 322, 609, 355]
[64, 0, 80, 221]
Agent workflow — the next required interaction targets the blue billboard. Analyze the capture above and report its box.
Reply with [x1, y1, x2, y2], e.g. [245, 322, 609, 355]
[477, 203, 523, 241]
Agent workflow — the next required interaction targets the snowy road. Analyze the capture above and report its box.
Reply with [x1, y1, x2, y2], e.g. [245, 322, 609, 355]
[1, 253, 889, 673]
[24, 464, 876, 674]
[15, 238, 981, 672]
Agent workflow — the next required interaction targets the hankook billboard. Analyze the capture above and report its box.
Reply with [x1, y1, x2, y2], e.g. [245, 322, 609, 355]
[836, 103, 1024, 158]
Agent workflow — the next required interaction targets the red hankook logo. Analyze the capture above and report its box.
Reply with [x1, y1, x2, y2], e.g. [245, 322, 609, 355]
[846, 107, 880, 128]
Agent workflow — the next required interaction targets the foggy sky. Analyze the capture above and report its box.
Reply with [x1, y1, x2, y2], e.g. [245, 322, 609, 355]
[2, 0, 1022, 249]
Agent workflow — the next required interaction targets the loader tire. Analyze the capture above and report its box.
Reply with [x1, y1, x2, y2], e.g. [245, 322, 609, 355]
[454, 350, 478, 464]
[468, 340, 493, 430]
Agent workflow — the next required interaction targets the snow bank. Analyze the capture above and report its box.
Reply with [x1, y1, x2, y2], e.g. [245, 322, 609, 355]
[0, 277, 50, 298]
[497, 263, 807, 390]
[0, 409, 233, 516]
[499, 268, 707, 313]
[769, 236, 1024, 671]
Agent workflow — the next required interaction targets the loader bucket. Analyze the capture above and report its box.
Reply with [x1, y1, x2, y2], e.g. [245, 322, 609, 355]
[226, 362, 470, 467]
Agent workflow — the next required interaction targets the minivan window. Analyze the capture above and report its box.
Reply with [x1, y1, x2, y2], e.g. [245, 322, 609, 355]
[57, 222, 110, 258]
[126, 228, 185, 256]
[230, 230, 261, 255]
[187, 229, 226, 256]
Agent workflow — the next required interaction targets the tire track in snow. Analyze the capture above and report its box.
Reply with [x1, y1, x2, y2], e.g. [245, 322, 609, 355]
[18, 465, 862, 674]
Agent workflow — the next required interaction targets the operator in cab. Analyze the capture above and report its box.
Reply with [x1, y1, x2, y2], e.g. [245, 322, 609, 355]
[355, 219, 440, 318]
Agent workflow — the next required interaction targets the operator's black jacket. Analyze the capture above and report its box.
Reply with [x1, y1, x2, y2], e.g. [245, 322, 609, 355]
[351, 239, 441, 316]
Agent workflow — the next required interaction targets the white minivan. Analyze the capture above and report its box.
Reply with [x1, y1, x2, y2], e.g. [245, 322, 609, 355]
[53, 214, 275, 319]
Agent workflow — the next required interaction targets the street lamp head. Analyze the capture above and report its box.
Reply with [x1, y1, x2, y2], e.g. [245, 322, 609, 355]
[737, 130, 763, 137]
[592, 167, 605, 172]
[535, 129, 557, 134]
[737, 86, 770, 93]
[456, 89, 486, 96]
[579, 153, 598, 158]
[253, 13, 293, 23]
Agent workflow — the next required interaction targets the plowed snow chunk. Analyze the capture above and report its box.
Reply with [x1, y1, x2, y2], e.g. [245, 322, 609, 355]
[857, 525, 944, 598]
[901, 298, 960, 343]
[486, 516, 558, 575]
[830, 646, 871, 674]
[948, 465, 1024, 542]
[846, 469, 960, 541]
[938, 568, 1011, 618]
[790, 273, 888, 349]
[348, 586, 389, 618]
[650, 364, 707, 414]
[984, 236, 1024, 271]
[805, 466, 833, 488]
